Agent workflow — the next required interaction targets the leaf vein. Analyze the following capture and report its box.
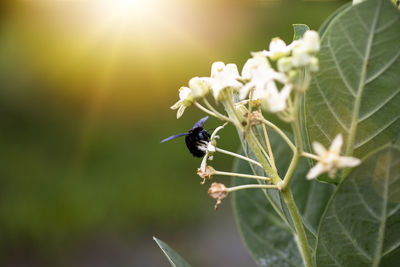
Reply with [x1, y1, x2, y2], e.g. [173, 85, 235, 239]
[332, 200, 372, 261]
[338, 20, 363, 59]
[382, 240, 400, 257]
[372, 146, 391, 267]
[350, 179, 380, 220]
[358, 87, 400, 123]
[365, 50, 400, 85]
[375, 15, 399, 34]
[309, 108, 332, 142]
[315, 78, 350, 132]
[241, 222, 301, 267]
[327, 38, 357, 97]
[355, 112, 400, 149]
[346, 0, 381, 156]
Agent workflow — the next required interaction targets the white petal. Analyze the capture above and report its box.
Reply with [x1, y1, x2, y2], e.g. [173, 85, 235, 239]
[176, 105, 186, 119]
[179, 86, 192, 100]
[303, 30, 320, 53]
[312, 141, 327, 157]
[269, 38, 287, 52]
[330, 134, 343, 155]
[239, 82, 253, 100]
[207, 143, 216, 153]
[226, 64, 240, 77]
[200, 154, 208, 172]
[170, 100, 181, 110]
[280, 84, 292, 99]
[211, 61, 225, 77]
[337, 156, 361, 168]
[306, 163, 325, 180]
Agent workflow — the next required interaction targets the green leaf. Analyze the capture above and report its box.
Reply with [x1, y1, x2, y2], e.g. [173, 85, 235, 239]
[316, 146, 400, 266]
[305, 0, 400, 163]
[232, 131, 334, 266]
[153, 237, 191, 267]
[293, 24, 310, 40]
[318, 2, 351, 38]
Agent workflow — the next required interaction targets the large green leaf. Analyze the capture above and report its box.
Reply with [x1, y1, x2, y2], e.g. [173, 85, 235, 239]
[153, 237, 191, 267]
[318, 2, 351, 38]
[232, 131, 334, 266]
[316, 146, 400, 266]
[305, 0, 400, 162]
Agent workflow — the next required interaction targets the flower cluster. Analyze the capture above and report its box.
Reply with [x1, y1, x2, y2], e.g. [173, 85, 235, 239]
[170, 30, 320, 120]
[166, 29, 361, 210]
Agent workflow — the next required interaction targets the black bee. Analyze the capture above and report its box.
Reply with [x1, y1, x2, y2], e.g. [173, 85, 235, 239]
[161, 116, 211, 157]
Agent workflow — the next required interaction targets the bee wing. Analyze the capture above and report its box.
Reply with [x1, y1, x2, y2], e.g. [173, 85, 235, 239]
[193, 116, 209, 129]
[160, 133, 188, 143]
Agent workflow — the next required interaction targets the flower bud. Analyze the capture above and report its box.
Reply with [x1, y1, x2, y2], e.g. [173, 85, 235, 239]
[277, 56, 293, 73]
[208, 182, 228, 210]
[292, 44, 310, 67]
[189, 77, 211, 99]
[303, 30, 320, 53]
[309, 56, 319, 72]
[235, 103, 249, 127]
[265, 38, 291, 61]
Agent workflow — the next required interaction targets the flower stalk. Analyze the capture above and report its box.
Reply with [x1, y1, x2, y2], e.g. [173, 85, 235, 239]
[164, 29, 362, 267]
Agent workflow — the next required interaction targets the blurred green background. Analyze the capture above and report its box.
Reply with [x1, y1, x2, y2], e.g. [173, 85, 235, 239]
[0, 0, 347, 266]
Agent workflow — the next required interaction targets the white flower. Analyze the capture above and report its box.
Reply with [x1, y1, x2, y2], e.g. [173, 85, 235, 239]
[200, 122, 227, 172]
[240, 55, 288, 102]
[292, 43, 311, 67]
[306, 134, 361, 179]
[277, 56, 293, 73]
[189, 77, 212, 99]
[260, 83, 292, 113]
[209, 61, 242, 100]
[292, 30, 320, 67]
[302, 30, 320, 53]
[170, 86, 193, 119]
[262, 38, 292, 60]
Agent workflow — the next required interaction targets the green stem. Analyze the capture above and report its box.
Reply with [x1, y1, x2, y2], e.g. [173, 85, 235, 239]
[214, 170, 271, 181]
[215, 147, 263, 168]
[202, 98, 231, 121]
[282, 188, 313, 267]
[246, 131, 282, 185]
[260, 117, 296, 152]
[281, 91, 303, 189]
[227, 184, 278, 192]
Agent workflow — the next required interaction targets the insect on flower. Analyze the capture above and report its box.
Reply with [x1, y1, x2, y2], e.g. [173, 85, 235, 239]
[161, 116, 211, 157]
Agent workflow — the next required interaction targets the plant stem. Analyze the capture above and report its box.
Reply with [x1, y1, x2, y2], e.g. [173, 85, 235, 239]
[245, 131, 282, 185]
[259, 107, 276, 171]
[202, 98, 231, 121]
[260, 117, 296, 152]
[302, 152, 319, 160]
[227, 184, 278, 192]
[281, 91, 303, 189]
[194, 102, 231, 122]
[214, 170, 271, 181]
[215, 147, 263, 168]
[282, 188, 313, 267]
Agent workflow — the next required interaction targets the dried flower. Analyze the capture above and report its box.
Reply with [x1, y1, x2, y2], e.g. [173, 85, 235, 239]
[208, 182, 228, 210]
[197, 165, 216, 184]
